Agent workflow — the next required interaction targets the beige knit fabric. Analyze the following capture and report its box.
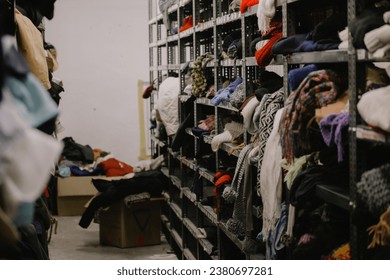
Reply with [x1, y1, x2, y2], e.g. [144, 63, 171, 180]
[15, 10, 50, 90]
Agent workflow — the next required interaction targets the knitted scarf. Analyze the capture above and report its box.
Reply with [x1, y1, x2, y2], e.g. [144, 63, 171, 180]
[223, 144, 253, 237]
[256, 90, 285, 196]
[257, 0, 276, 34]
[357, 163, 390, 216]
[281, 152, 318, 241]
[191, 54, 214, 97]
[222, 144, 253, 203]
[280, 69, 341, 163]
[258, 108, 284, 241]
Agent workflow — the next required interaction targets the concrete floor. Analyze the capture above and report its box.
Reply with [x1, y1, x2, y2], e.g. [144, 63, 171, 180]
[48, 216, 177, 260]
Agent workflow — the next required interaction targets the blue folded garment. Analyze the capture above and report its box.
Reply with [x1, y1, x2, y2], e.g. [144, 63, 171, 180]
[211, 77, 243, 106]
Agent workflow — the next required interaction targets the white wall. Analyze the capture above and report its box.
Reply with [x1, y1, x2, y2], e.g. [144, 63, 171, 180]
[45, 0, 149, 166]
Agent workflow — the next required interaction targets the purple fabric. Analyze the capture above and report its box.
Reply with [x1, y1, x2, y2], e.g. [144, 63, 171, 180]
[319, 112, 349, 162]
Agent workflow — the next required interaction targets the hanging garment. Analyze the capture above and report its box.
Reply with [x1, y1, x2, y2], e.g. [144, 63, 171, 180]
[223, 144, 254, 237]
[15, 9, 50, 89]
[158, 0, 176, 31]
[256, 0, 276, 34]
[157, 77, 180, 136]
[14, 224, 49, 260]
[240, 95, 260, 135]
[255, 90, 284, 180]
[319, 112, 349, 162]
[191, 54, 214, 97]
[258, 108, 284, 240]
[0, 90, 63, 221]
[4, 73, 58, 128]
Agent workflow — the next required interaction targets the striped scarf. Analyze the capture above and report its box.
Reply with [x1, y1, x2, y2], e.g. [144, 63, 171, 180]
[280, 69, 341, 163]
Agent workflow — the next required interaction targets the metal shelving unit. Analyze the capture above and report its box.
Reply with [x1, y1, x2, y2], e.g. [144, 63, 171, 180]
[148, 0, 381, 260]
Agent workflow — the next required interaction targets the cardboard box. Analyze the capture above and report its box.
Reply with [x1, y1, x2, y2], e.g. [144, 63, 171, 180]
[99, 198, 162, 248]
[56, 176, 122, 216]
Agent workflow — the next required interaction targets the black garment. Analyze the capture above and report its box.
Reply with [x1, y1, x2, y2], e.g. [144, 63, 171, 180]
[227, 39, 242, 59]
[191, 166, 203, 201]
[272, 33, 340, 55]
[349, 9, 386, 49]
[14, 224, 49, 260]
[249, 35, 263, 57]
[48, 79, 64, 105]
[61, 137, 94, 163]
[289, 162, 348, 209]
[37, 116, 56, 135]
[79, 175, 165, 228]
[309, 12, 347, 43]
[292, 216, 349, 260]
[0, 34, 3, 99]
[221, 30, 242, 53]
[16, 3, 44, 27]
[171, 95, 195, 153]
[254, 70, 284, 102]
[367, 245, 390, 260]
[171, 112, 195, 153]
[0, 0, 16, 36]
[16, 0, 56, 25]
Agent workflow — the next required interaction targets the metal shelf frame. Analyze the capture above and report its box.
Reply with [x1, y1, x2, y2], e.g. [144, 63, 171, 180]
[148, 0, 375, 260]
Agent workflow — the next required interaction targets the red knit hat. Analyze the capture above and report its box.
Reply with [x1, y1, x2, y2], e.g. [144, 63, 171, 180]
[215, 174, 232, 188]
[254, 34, 281, 67]
[180, 15, 193, 32]
[240, 0, 259, 13]
[255, 22, 283, 67]
[142, 85, 154, 99]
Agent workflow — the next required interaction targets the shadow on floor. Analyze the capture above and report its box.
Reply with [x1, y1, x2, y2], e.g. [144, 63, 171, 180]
[48, 216, 177, 260]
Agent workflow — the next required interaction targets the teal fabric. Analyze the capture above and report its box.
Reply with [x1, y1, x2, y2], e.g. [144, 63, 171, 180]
[5, 73, 58, 128]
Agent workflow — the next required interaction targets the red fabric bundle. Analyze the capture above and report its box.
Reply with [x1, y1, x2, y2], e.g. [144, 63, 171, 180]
[215, 174, 232, 188]
[142, 85, 154, 99]
[98, 158, 133, 177]
[240, 0, 259, 13]
[180, 15, 193, 32]
[255, 22, 283, 67]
